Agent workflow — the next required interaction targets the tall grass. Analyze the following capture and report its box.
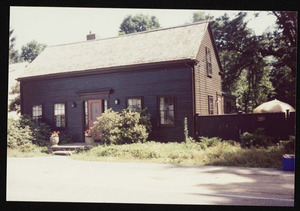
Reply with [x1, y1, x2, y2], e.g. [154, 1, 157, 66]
[71, 138, 294, 168]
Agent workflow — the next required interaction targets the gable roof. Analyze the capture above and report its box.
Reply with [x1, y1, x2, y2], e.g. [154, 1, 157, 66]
[18, 21, 214, 80]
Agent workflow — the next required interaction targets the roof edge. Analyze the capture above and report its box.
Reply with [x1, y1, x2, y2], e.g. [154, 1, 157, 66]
[47, 21, 210, 49]
[17, 58, 197, 81]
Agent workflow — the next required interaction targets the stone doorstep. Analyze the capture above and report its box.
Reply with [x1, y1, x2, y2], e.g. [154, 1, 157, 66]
[52, 150, 74, 156]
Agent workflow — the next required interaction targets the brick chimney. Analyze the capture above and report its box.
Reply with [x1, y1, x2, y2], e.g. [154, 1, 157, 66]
[87, 31, 98, 40]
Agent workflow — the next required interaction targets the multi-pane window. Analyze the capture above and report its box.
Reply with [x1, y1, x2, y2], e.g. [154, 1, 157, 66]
[206, 47, 212, 76]
[54, 103, 66, 127]
[32, 105, 42, 126]
[159, 96, 175, 125]
[127, 97, 142, 111]
[208, 96, 214, 115]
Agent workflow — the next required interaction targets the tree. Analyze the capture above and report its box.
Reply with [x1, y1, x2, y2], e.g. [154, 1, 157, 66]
[119, 14, 161, 35]
[191, 11, 214, 23]
[9, 82, 21, 113]
[20, 40, 47, 63]
[258, 11, 297, 107]
[192, 12, 275, 112]
[9, 28, 20, 64]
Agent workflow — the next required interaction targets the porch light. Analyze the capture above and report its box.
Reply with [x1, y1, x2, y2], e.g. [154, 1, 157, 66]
[114, 99, 120, 105]
[71, 102, 77, 108]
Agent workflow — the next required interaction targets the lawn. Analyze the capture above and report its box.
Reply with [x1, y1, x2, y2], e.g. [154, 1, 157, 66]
[7, 146, 52, 157]
[71, 138, 294, 168]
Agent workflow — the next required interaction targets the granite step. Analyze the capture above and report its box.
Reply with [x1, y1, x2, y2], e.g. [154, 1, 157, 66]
[48, 142, 98, 155]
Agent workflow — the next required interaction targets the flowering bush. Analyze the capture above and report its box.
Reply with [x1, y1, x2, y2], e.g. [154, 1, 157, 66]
[51, 131, 60, 137]
[84, 129, 93, 137]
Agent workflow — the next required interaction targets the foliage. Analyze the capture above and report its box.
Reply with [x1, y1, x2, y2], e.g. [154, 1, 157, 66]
[20, 40, 47, 63]
[84, 129, 92, 137]
[192, 12, 276, 113]
[240, 128, 274, 148]
[92, 108, 152, 145]
[59, 130, 73, 144]
[9, 28, 20, 64]
[7, 118, 36, 152]
[51, 131, 60, 137]
[7, 115, 52, 150]
[278, 136, 295, 154]
[72, 137, 293, 168]
[32, 123, 52, 146]
[9, 82, 21, 113]
[198, 136, 223, 149]
[8, 95, 21, 113]
[184, 117, 188, 143]
[119, 14, 161, 35]
[259, 11, 297, 108]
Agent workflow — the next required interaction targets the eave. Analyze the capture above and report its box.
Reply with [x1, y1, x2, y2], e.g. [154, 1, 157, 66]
[17, 58, 197, 82]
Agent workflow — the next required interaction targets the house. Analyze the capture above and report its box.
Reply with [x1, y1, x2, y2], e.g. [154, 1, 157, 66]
[17, 21, 230, 142]
[8, 62, 29, 120]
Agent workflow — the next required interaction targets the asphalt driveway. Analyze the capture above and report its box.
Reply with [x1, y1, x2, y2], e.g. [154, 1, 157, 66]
[6, 156, 294, 206]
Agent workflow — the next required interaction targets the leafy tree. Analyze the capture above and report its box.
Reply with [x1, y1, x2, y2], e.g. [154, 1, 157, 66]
[9, 82, 21, 113]
[192, 12, 275, 112]
[9, 28, 20, 64]
[20, 40, 47, 63]
[191, 11, 214, 22]
[119, 14, 161, 35]
[259, 11, 297, 107]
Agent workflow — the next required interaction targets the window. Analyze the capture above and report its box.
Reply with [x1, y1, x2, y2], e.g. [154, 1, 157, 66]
[32, 105, 42, 126]
[103, 100, 108, 112]
[206, 47, 212, 76]
[84, 101, 89, 127]
[159, 96, 175, 125]
[54, 103, 66, 127]
[127, 97, 142, 111]
[208, 96, 214, 115]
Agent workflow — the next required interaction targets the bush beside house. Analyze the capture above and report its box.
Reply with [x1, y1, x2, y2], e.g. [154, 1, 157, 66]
[92, 108, 152, 145]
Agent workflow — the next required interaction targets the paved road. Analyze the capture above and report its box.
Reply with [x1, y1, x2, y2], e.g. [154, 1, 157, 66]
[6, 156, 294, 206]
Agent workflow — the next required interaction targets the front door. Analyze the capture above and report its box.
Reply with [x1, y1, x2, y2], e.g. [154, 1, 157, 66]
[88, 100, 102, 139]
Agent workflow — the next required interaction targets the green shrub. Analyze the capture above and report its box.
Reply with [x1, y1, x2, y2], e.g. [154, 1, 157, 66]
[7, 118, 36, 152]
[278, 136, 295, 154]
[240, 128, 273, 148]
[59, 130, 73, 144]
[32, 123, 52, 146]
[7, 115, 52, 151]
[92, 108, 151, 145]
[198, 136, 222, 149]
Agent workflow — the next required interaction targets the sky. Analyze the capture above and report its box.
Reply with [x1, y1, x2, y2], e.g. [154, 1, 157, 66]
[10, 7, 277, 51]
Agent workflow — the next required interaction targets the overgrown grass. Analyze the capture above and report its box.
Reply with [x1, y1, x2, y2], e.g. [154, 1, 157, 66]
[7, 146, 51, 157]
[71, 138, 294, 168]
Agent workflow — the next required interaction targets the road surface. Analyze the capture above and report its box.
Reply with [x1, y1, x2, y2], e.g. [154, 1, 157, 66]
[6, 156, 294, 206]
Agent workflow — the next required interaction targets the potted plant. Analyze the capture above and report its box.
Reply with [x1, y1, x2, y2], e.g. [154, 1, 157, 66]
[50, 131, 60, 146]
[84, 129, 94, 146]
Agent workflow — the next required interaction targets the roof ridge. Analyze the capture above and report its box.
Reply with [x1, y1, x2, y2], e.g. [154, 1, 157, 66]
[48, 21, 209, 48]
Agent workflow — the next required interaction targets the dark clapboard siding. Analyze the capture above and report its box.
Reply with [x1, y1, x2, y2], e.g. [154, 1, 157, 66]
[21, 63, 194, 142]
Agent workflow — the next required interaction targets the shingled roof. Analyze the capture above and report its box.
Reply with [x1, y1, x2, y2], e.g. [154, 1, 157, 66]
[18, 21, 210, 80]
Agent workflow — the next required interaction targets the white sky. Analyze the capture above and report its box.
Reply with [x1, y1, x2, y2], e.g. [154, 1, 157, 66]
[10, 7, 277, 51]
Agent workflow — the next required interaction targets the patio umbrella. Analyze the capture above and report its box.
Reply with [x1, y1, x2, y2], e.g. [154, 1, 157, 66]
[253, 99, 295, 114]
